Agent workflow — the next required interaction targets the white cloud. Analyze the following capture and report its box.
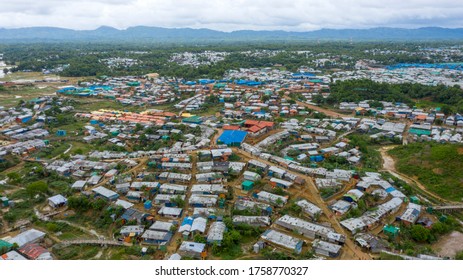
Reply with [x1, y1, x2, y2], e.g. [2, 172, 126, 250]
[0, 0, 462, 31]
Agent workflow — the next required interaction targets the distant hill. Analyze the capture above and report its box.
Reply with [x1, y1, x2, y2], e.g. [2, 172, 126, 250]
[0, 26, 462, 42]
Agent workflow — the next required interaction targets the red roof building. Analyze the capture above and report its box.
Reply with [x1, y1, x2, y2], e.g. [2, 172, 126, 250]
[18, 243, 52, 260]
[223, 125, 241, 130]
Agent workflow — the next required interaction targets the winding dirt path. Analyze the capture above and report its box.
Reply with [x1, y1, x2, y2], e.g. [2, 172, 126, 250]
[296, 100, 352, 118]
[378, 146, 450, 204]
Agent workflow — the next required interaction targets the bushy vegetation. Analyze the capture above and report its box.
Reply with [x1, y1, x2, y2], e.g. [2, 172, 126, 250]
[389, 143, 463, 201]
[327, 79, 463, 112]
[348, 134, 382, 170]
[389, 216, 460, 257]
[25, 181, 49, 197]
[0, 156, 20, 172]
[210, 217, 265, 259]
[3, 41, 456, 80]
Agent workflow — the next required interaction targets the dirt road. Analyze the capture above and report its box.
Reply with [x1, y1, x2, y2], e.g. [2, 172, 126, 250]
[211, 128, 223, 147]
[296, 100, 352, 118]
[89, 157, 148, 191]
[234, 148, 372, 260]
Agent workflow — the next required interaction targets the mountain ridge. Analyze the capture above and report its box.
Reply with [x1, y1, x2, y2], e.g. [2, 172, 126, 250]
[0, 26, 462, 42]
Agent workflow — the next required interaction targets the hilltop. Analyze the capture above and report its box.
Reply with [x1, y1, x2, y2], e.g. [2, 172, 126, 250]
[0, 26, 463, 43]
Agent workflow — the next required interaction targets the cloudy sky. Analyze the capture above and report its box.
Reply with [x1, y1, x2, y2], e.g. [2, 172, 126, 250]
[1, 0, 463, 31]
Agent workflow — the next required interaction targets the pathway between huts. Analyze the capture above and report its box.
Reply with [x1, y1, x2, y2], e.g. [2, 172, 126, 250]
[234, 148, 372, 260]
[295, 100, 352, 118]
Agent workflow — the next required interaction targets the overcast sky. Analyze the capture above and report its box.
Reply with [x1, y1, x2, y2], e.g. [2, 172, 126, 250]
[1, 0, 463, 31]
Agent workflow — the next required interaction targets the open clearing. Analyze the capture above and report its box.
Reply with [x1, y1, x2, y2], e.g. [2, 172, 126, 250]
[432, 231, 463, 258]
[0, 86, 57, 107]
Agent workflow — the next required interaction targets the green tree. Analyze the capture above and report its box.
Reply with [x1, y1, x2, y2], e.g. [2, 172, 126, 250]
[441, 105, 454, 116]
[134, 123, 143, 132]
[91, 198, 108, 211]
[6, 172, 21, 184]
[193, 233, 206, 243]
[170, 195, 185, 208]
[26, 181, 49, 197]
[67, 195, 91, 212]
[4, 212, 17, 223]
[410, 225, 431, 243]
[46, 222, 59, 232]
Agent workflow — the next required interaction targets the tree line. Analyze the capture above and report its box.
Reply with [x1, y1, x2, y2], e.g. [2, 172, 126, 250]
[326, 79, 463, 113]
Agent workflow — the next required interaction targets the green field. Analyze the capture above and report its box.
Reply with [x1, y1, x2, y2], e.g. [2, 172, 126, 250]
[0, 73, 58, 108]
[389, 143, 463, 201]
[0, 85, 57, 108]
[0, 71, 59, 82]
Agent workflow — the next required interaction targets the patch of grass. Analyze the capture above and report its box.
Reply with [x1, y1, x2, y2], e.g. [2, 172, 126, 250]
[0, 155, 21, 173]
[81, 247, 100, 259]
[69, 141, 94, 155]
[195, 104, 223, 116]
[389, 143, 463, 201]
[212, 244, 243, 260]
[32, 142, 71, 159]
[53, 245, 101, 260]
[34, 220, 90, 240]
[108, 246, 149, 260]
[71, 98, 129, 112]
[54, 246, 80, 259]
[0, 85, 57, 107]
[0, 71, 58, 82]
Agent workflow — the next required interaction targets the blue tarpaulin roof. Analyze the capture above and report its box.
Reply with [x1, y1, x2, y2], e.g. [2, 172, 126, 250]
[386, 63, 463, 71]
[235, 79, 263, 86]
[181, 216, 194, 226]
[199, 79, 215, 84]
[217, 130, 247, 145]
[292, 72, 316, 78]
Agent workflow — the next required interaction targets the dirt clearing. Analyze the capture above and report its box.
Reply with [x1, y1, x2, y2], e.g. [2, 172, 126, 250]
[432, 231, 463, 258]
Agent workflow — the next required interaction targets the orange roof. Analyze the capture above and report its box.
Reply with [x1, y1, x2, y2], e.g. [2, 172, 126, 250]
[248, 125, 263, 133]
[244, 120, 260, 126]
[162, 112, 177, 117]
[258, 121, 274, 127]
[416, 115, 427, 120]
[223, 125, 241, 130]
